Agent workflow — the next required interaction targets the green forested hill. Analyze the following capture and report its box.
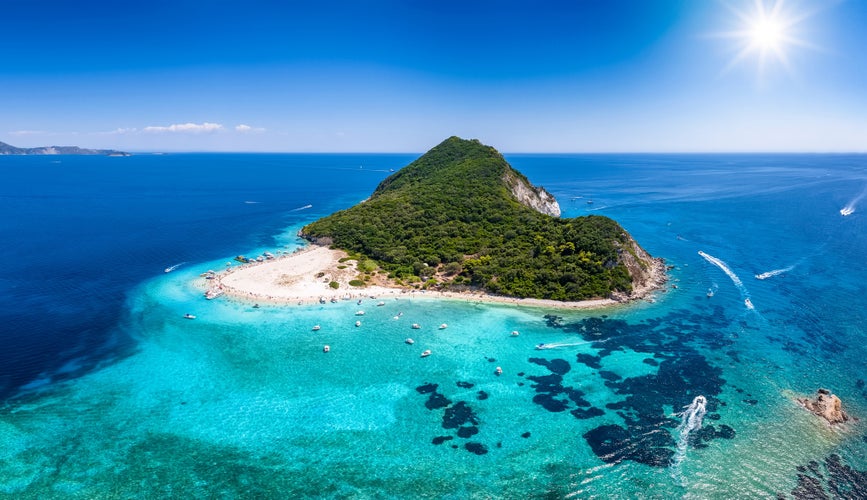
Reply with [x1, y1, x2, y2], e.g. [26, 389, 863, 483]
[301, 136, 656, 300]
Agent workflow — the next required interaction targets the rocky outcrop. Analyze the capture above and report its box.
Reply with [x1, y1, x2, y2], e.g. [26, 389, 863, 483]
[503, 170, 561, 217]
[797, 389, 850, 425]
[610, 237, 667, 300]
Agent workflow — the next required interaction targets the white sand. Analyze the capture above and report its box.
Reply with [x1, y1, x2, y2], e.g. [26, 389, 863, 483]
[204, 245, 667, 310]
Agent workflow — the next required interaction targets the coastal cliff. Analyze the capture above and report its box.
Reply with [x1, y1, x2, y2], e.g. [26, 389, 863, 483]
[301, 136, 663, 301]
[0, 141, 129, 156]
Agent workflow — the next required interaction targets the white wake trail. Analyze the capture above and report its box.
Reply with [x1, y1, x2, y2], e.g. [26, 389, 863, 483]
[671, 395, 708, 481]
[290, 204, 313, 212]
[699, 251, 755, 310]
[841, 185, 867, 216]
[755, 265, 795, 280]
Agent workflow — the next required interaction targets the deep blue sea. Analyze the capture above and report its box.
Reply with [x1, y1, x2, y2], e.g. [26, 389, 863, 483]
[1, 152, 866, 498]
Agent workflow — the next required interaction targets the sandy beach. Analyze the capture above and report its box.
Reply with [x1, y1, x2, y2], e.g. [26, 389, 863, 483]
[203, 244, 668, 310]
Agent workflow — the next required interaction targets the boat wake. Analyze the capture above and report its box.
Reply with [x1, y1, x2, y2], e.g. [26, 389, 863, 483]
[164, 262, 186, 273]
[755, 265, 794, 280]
[841, 185, 867, 216]
[290, 204, 313, 212]
[698, 251, 754, 310]
[671, 395, 707, 482]
[244, 201, 260, 204]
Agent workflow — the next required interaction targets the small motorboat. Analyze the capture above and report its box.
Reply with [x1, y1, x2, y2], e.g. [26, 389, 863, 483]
[183, 313, 196, 320]
[355, 321, 362, 327]
[357, 299, 363, 305]
[323, 345, 330, 353]
[420, 349, 431, 358]
[330, 297, 338, 303]
[376, 301, 386, 307]
[510, 330, 519, 336]
[439, 324, 448, 330]
[495, 366, 503, 376]
[411, 323, 421, 329]
[745, 298, 755, 310]
[312, 325, 321, 331]
[252, 304, 260, 309]
[355, 310, 365, 316]
[405, 338, 415, 345]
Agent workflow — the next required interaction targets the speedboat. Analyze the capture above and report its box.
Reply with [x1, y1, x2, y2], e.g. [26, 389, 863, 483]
[405, 338, 414, 345]
[323, 345, 330, 353]
[420, 349, 431, 357]
[183, 313, 196, 319]
[355, 320, 362, 327]
[376, 301, 386, 307]
[495, 366, 503, 375]
[510, 330, 519, 336]
[745, 298, 754, 309]
[412, 323, 421, 329]
[355, 310, 365, 316]
[439, 324, 448, 330]
[312, 325, 321, 331]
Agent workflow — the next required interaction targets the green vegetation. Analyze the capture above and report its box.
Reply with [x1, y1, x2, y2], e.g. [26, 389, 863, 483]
[328, 281, 340, 289]
[302, 136, 647, 301]
[348, 279, 365, 287]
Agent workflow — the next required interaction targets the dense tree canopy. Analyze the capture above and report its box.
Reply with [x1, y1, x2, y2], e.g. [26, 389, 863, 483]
[302, 137, 645, 300]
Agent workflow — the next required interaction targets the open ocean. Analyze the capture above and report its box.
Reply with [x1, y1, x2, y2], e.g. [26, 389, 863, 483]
[1, 152, 866, 498]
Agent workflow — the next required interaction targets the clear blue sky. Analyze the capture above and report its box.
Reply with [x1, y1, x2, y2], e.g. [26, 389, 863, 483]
[2, 0, 865, 152]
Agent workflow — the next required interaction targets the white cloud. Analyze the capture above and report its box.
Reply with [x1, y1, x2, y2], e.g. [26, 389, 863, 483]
[143, 122, 224, 133]
[10, 130, 45, 136]
[235, 124, 265, 133]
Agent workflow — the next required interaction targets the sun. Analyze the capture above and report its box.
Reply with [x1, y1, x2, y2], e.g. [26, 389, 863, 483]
[750, 17, 784, 50]
[718, 0, 816, 77]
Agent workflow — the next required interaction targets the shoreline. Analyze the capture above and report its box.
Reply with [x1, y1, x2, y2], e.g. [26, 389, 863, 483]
[200, 244, 668, 311]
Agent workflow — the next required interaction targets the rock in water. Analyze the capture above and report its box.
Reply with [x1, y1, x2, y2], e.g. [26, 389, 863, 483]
[797, 389, 849, 425]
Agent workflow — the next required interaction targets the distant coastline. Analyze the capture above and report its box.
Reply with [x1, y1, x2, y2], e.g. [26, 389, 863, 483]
[201, 244, 668, 310]
[0, 140, 129, 156]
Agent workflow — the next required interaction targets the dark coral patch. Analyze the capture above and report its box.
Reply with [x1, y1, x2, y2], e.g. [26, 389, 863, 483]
[457, 426, 479, 438]
[432, 436, 453, 445]
[465, 442, 489, 455]
[544, 309, 732, 467]
[521, 432, 531, 438]
[416, 383, 438, 394]
[456, 381, 474, 389]
[477, 390, 489, 400]
[442, 401, 479, 430]
[425, 392, 452, 410]
[787, 454, 867, 499]
[571, 407, 605, 420]
[532, 394, 570, 412]
[576, 353, 603, 369]
[583, 424, 674, 467]
[529, 357, 571, 375]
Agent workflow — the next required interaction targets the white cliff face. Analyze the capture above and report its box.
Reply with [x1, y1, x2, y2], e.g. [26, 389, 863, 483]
[503, 171, 561, 217]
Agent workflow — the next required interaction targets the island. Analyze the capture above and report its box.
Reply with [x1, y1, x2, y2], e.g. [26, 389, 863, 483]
[208, 136, 666, 308]
[0, 141, 130, 156]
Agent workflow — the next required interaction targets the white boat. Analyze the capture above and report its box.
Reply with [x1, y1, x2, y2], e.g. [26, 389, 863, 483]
[204, 289, 224, 300]
[745, 298, 755, 309]
[405, 338, 415, 345]
[510, 330, 519, 336]
[355, 320, 362, 327]
[355, 310, 365, 316]
[312, 325, 321, 331]
[377, 301, 386, 307]
[841, 207, 854, 216]
[439, 324, 448, 330]
[495, 366, 503, 375]
[412, 323, 421, 329]
[183, 313, 196, 320]
[420, 349, 431, 357]
[323, 345, 330, 353]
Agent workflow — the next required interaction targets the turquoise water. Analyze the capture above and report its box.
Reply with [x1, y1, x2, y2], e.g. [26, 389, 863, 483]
[1, 153, 866, 498]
